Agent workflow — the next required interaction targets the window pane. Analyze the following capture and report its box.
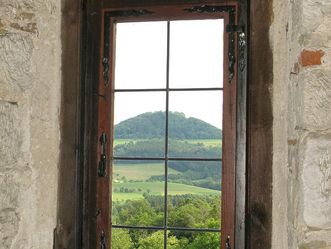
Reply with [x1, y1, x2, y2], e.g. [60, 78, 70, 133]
[168, 91, 222, 158]
[112, 160, 165, 227]
[169, 19, 224, 88]
[114, 92, 165, 158]
[115, 22, 167, 89]
[111, 228, 164, 249]
[167, 161, 221, 230]
[167, 230, 221, 249]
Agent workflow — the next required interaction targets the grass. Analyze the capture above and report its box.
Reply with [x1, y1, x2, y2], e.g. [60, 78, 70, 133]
[112, 139, 222, 202]
[112, 181, 220, 202]
[114, 163, 180, 181]
[113, 139, 222, 147]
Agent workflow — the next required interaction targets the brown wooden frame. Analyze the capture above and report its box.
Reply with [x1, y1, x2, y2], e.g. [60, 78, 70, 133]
[57, 0, 261, 249]
[95, 4, 238, 249]
[56, 0, 276, 248]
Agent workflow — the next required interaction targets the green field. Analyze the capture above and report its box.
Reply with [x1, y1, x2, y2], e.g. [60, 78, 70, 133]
[114, 163, 180, 181]
[112, 139, 222, 202]
[113, 181, 220, 201]
[113, 139, 221, 147]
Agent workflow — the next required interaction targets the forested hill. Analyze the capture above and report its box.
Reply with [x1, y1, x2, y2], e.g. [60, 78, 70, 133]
[114, 111, 221, 139]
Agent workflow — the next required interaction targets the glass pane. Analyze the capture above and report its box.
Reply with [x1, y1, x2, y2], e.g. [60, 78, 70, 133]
[168, 91, 222, 158]
[115, 22, 167, 89]
[113, 92, 165, 158]
[112, 160, 165, 227]
[167, 161, 221, 230]
[167, 230, 221, 249]
[169, 19, 224, 88]
[112, 228, 164, 249]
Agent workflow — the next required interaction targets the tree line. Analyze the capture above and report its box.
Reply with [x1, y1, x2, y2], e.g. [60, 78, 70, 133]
[112, 194, 221, 249]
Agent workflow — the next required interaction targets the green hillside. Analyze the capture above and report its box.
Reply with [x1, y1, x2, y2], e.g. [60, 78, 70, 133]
[114, 111, 222, 139]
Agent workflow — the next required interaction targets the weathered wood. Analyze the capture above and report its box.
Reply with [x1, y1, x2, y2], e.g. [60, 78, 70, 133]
[81, 1, 103, 248]
[57, 0, 82, 248]
[246, 1, 273, 248]
[235, 1, 248, 248]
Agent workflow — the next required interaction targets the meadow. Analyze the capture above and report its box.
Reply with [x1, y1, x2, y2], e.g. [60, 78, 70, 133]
[113, 163, 180, 181]
[112, 181, 220, 201]
[113, 138, 222, 147]
[112, 138, 222, 202]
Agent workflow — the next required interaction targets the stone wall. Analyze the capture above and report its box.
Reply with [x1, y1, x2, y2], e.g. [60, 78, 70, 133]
[0, 1, 61, 249]
[1, 0, 331, 248]
[272, 0, 331, 248]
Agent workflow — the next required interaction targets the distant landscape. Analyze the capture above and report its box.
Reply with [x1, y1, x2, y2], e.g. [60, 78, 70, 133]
[112, 112, 222, 249]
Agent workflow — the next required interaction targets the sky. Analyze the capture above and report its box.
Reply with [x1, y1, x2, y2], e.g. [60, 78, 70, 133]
[114, 19, 224, 129]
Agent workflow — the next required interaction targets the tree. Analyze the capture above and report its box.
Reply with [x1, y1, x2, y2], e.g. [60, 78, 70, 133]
[186, 232, 220, 249]
[138, 231, 184, 249]
[114, 111, 222, 139]
[112, 229, 132, 249]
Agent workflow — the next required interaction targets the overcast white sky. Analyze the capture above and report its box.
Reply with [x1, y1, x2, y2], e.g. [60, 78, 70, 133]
[114, 19, 224, 129]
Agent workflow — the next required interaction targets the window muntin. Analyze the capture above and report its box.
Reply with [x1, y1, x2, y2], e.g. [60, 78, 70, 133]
[111, 18, 225, 249]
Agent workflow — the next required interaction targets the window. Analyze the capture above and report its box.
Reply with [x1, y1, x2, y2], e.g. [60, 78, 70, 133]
[95, 5, 240, 249]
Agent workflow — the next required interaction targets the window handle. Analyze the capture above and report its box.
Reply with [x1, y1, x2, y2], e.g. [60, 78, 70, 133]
[98, 133, 107, 177]
[226, 236, 231, 249]
[100, 230, 106, 249]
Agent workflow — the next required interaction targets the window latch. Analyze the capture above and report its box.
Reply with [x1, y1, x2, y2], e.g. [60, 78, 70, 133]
[100, 230, 106, 249]
[98, 133, 107, 177]
[226, 235, 231, 249]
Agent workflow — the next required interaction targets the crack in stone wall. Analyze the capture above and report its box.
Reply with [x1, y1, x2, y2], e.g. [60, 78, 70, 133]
[0, 0, 61, 248]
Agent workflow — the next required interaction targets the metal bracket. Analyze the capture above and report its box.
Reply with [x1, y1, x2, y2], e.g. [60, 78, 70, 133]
[226, 24, 247, 80]
[98, 133, 107, 177]
[238, 32, 247, 72]
[184, 5, 235, 14]
[107, 9, 153, 17]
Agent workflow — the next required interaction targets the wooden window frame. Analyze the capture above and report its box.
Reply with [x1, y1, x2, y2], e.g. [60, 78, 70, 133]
[95, 4, 241, 249]
[57, 0, 257, 248]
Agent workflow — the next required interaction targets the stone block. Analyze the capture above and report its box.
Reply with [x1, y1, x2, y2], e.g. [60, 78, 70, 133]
[301, 134, 331, 229]
[0, 33, 33, 90]
[0, 101, 23, 168]
[0, 208, 19, 249]
[299, 69, 331, 130]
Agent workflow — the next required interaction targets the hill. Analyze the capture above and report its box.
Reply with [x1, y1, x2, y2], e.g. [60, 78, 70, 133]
[114, 111, 221, 139]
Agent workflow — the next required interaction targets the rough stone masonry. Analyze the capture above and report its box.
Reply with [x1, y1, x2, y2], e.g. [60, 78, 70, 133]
[272, 0, 331, 248]
[0, 0, 331, 249]
[0, 1, 61, 248]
